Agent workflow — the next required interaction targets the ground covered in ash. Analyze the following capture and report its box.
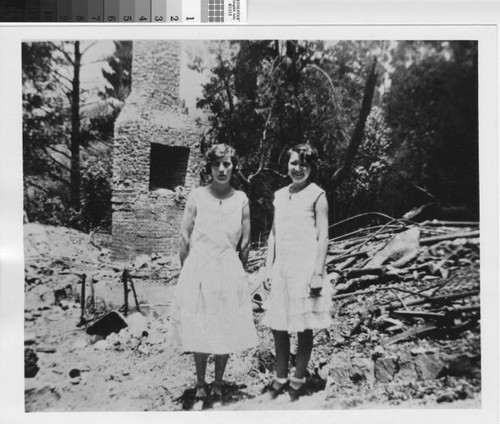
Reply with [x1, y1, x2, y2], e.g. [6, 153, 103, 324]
[23, 222, 481, 412]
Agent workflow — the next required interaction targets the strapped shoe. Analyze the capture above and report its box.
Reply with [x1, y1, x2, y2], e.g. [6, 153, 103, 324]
[288, 376, 307, 401]
[195, 381, 209, 400]
[263, 379, 289, 399]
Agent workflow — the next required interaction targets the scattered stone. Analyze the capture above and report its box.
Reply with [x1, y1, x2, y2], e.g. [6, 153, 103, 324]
[58, 299, 71, 310]
[439, 353, 480, 378]
[25, 383, 61, 412]
[396, 353, 419, 381]
[117, 327, 132, 344]
[414, 353, 445, 380]
[371, 345, 385, 359]
[436, 389, 458, 403]
[106, 332, 121, 346]
[69, 369, 81, 378]
[70, 375, 82, 385]
[91, 334, 105, 344]
[24, 348, 39, 378]
[94, 340, 109, 350]
[350, 357, 374, 385]
[328, 353, 352, 386]
[333, 336, 346, 346]
[255, 348, 275, 373]
[410, 346, 439, 356]
[374, 356, 398, 383]
[127, 312, 148, 338]
[36, 347, 57, 354]
[86, 310, 128, 338]
[137, 344, 150, 355]
[25, 332, 36, 345]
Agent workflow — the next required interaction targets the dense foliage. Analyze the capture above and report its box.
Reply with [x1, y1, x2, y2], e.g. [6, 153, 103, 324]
[384, 42, 478, 217]
[23, 40, 132, 232]
[195, 40, 478, 238]
[23, 40, 478, 241]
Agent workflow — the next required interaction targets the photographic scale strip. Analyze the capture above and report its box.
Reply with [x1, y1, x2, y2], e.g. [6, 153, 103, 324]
[0, 0, 245, 23]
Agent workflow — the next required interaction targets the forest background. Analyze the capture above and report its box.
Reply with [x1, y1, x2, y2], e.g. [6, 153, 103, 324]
[22, 40, 479, 242]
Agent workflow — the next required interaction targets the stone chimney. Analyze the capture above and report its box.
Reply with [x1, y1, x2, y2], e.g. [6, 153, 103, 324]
[112, 40, 203, 261]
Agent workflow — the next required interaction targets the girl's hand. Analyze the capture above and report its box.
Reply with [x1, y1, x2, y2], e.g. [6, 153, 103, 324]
[263, 277, 272, 292]
[309, 274, 323, 297]
[263, 267, 272, 291]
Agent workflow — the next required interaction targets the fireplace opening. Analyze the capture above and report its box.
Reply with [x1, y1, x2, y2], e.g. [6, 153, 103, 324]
[149, 144, 190, 191]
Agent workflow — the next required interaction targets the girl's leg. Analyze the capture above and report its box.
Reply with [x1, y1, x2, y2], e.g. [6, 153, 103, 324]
[272, 330, 290, 380]
[194, 352, 209, 397]
[213, 354, 230, 396]
[293, 329, 313, 382]
[288, 330, 313, 400]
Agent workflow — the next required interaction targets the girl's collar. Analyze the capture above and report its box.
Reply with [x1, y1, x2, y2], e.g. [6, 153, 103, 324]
[288, 181, 313, 195]
[205, 184, 236, 201]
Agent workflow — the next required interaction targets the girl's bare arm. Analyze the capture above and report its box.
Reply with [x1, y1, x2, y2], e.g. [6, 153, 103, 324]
[239, 202, 251, 268]
[264, 219, 276, 289]
[313, 193, 329, 275]
[179, 194, 196, 267]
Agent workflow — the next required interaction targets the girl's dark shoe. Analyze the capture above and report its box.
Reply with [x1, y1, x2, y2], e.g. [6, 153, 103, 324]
[263, 379, 289, 399]
[288, 377, 307, 401]
[195, 381, 209, 400]
[211, 380, 224, 398]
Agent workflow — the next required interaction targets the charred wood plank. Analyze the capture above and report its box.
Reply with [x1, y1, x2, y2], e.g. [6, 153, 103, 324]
[384, 290, 479, 311]
[346, 267, 386, 278]
[421, 221, 479, 227]
[383, 323, 438, 346]
[393, 310, 446, 320]
[420, 231, 480, 246]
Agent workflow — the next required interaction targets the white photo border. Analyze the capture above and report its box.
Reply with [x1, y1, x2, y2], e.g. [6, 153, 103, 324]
[0, 18, 498, 424]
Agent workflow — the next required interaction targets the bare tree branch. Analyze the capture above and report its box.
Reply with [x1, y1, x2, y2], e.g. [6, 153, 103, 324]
[247, 109, 273, 183]
[25, 179, 48, 193]
[46, 145, 71, 160]
[46, 171, 71, 187]
[306, 63, 336, 98]
[49, 65, 73, 85]
[331, 58, 378, 188]
[48, 41, 75, 66]
[81, 41, 98, 56]
[42, 146, 72, 173]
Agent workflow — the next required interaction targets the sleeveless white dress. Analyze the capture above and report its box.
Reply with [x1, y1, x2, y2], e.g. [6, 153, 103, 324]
[262, 183, 332, 332]
[170, 187, 258, 354]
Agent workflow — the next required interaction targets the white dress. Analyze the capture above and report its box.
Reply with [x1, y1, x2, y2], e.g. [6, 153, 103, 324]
[262, 183, 332, 332]
[170, 187, 258, 354]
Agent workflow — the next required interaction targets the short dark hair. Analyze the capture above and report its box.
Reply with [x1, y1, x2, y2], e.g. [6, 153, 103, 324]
[205, 143, 239, 174]
[287, 143, 319, 180]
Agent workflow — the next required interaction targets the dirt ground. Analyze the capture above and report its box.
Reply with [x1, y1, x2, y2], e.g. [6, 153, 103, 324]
[23, 223, 482, 412]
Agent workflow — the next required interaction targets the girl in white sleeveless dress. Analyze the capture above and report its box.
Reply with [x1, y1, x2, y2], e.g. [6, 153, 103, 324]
[171, 144, 258, 400]
[262, 144, 332, 400]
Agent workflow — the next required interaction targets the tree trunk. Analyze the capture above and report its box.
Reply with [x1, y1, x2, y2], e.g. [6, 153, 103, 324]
[331, 59, 378, 189]
[70, 41, 81, 209]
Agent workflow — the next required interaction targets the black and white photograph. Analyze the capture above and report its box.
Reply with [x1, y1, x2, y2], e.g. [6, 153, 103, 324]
[0, 18, 498, 424]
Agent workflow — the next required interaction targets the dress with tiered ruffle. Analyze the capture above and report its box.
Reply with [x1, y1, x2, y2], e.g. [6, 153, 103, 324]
[263, 183, 332, 332]
[170, 187, 258, 354]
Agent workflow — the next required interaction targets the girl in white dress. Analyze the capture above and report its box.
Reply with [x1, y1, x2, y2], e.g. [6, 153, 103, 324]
[263, 144, 332, 400]
[171, 144, 258, 400]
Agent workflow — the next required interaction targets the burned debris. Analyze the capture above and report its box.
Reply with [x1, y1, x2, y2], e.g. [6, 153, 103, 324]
[23, 214, 481, 410]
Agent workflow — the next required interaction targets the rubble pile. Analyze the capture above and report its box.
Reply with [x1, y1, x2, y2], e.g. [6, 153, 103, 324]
[245, 218, 481, 408]
[24, 223, 181, 315]
[23, 218, 481, 411]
